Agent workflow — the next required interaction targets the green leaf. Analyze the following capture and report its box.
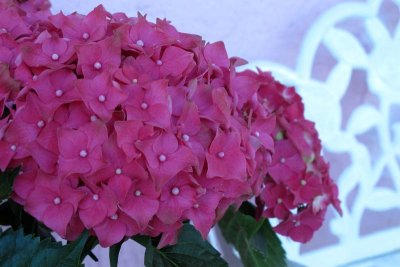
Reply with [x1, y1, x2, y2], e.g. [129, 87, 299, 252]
[0, 228, 89, 267]
[0, 229, 40, 267]
[33, 231, 89, 267]
[81, 236, 99, 262]
[218, 202, 287, 267]
[143, 224, 228, 267]
[109, 240, 123, 267]
[0, 167, 20, 201]
[132, 235, 151, 247]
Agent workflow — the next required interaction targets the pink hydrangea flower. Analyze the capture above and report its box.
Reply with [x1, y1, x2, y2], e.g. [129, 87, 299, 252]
[76, 36, 121, 78]
[58, 122, 107, 176]
[0, 2, 341, 247]
[137, 132, 197, 188]
[25, 172, 85, 237]
[206, 130, 247, 181]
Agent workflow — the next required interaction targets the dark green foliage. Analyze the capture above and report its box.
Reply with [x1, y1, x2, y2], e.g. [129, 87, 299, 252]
[218, 202, 287, 267]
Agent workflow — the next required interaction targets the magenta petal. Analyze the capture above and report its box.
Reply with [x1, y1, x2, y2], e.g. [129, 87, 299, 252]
[94, 218, 127, 247]
[43, 203, 74, 237]
[121, 196, 159, 228]
[79, 200, 108, 228]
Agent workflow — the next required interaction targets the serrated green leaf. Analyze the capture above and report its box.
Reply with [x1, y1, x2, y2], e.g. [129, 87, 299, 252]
[143, 224, 228, 267]
[0, 228, 89, 267]
[218, 202, 287, 267]
[0, 228, 40, 267]
[0, 167, 20, 201]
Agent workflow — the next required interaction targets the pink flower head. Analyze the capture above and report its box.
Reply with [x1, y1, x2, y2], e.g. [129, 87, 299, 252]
[0, 8, 31, 39]
[203, 41, 230, 69]
[58, 122, 107, 177]
[0, 3, 340, 247]
[0, 140, 16, 171]
[124, 79, 171, 128]
[261, 182, 295, 219]
[120, 176, 160, 229]
[137, 131, 197, 189]
[192, 85, 232, 125]
[268, 139, 306, 183]
[249, 116, 276, 152]
[119, 14, 169, 55]
[12, 166, 37, 205]
[76, 36, 121, 78]
[230, 70, 260, 109]
[31, 68, 80, 110]
[286, 172, 322, 205]
[145, 217, 182, 248]
[78, 184, 118, 229]
[157, 173, 198, 224]
[184, 190, 222, 239]
[92, 174, 140, 247]
[274, 208, 324, 243]
[93, 208, 138, 247]
[157, 46, 195, 78]
[0, 35, 16, 65]
[114, 56, 154, 86]
[25, 172, 85, 237]
[21, 31, 74, 69]
[114, 120, 154, 161]
[0, 63, 20, 106]
[77, 72, 128, 120]
[5, 93, 49, 147]
[206, 130, 247, 181]
[50, 5, 109, 42]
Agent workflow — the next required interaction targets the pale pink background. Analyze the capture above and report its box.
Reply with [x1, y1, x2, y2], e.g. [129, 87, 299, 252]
[49, 1, 369, 266]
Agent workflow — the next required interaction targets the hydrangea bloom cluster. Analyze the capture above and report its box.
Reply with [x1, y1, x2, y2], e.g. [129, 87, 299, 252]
[0, 0, 341, 247]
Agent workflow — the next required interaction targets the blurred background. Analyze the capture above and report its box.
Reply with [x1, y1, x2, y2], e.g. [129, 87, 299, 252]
[51, 0, 400, 266]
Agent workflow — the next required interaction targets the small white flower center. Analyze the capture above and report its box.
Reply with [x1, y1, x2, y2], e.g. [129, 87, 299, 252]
[140, 102, 148, 110]
[0, 28, 7, 33]
[98, 94, 106, 102]
[79, 149, 88, 158]
[132, 78, 138, 84]
[10, 145, 17, 151]
[171, 187, 180, 196]
[51, 53, 59, 61]
[82, 32, 90, 40]
[37, 120, 45, 128]
[182, 134, 190, 142]
[156, 60, 163, 66]
[277, 198, 283, 204]
[92, 194, 99, 201]
[280, 158, 286, 164]
[94, 62, 102, 70]
[53, 197, 61, 205]
[115, 168, 122, 175]
[136, 40, 144, 46]
[294, 221, 301, 227]
[111, 214, 118, 220]
[254, 131, 260, 137]
[301, 180, 307, 186]
[135, 190, 142, 197]
[55, 89, 63, 97]
[217, 151, 225, 158]
[193, 203, 199, 209]
[158, 154, 167, 162]
[90, 115, 97, 122]
[32, 75, 38, 81]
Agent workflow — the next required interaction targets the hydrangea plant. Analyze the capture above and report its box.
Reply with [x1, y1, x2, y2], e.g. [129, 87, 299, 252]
[0, 1, 341, 266]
